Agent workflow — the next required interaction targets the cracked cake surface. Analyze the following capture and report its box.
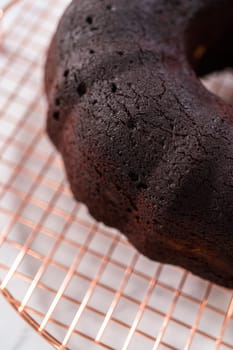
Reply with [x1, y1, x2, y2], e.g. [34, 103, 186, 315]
[45, 0, 233, 288]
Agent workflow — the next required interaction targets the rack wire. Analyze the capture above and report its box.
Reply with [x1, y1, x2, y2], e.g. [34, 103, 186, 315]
[0, 1, 233, 349]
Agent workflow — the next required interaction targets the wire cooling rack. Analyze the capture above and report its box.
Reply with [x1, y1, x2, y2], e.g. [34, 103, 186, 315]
[0, 1, 233, 349]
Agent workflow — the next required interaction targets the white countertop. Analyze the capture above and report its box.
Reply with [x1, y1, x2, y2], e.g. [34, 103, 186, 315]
[0, 294, 53, 350]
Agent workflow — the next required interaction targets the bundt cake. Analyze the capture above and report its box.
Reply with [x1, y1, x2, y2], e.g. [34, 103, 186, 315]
[45, 0, 233, 288]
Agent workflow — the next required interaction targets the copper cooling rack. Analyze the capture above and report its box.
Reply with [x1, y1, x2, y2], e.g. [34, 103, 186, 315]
[0, 1, 233, 349]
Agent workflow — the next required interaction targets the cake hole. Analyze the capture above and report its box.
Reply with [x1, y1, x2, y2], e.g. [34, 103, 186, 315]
[92, 99, 97, 105]
[127, 118, 136, 129]
[63, 69, 69, 77]
[89, 49, 95, 54]
[137, 182, 148, 190]
[117, 51, 124, 56]
[185, 2, 233, 105]
[86, 16, 93, 24]
[53, 111, 60, 120]
[111, 83, 117, 93]
[159, 139, 165, 146]
[55, 98, 60, 106]
[127, 82, 132, 87]
[106, 4, 112, 10]
[129, 171, 138, 182]
[185, 3, 233, 76]
[94, 165, 102, 177]
[77, 82, 87, 97]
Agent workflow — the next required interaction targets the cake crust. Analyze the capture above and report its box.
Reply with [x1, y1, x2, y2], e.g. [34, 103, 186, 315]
[45, 0, 233, 288]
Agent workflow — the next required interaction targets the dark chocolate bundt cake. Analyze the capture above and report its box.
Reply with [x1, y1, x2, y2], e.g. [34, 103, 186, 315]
[45, 0, 233, 288]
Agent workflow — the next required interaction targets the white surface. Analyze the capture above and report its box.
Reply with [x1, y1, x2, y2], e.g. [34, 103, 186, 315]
[0, 294, 53, 350]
